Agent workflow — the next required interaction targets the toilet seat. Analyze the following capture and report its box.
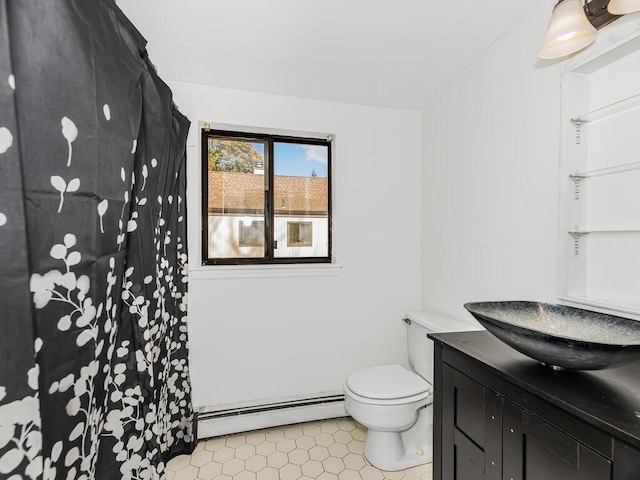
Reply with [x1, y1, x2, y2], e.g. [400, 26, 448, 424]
[344, 383, 431, 406]
[345, 365, 432, 403]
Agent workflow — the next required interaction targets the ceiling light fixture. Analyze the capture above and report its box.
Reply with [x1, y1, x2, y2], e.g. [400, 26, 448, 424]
[538, 0, 620, 59]
[607, 0, 640, 14]
[538, 0, 598, 59]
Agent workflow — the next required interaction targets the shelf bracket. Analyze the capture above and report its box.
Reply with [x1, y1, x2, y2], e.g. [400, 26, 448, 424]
[570, 119, 583, 144]
[569, 175, 581, 199]
[568, 230, 586, 255]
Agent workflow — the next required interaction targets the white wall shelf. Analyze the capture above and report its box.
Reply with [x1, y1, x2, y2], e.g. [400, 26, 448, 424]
[569, 228, 640, 234]
[567, 229, 640, 256]
[559, 29, 640, 318]
[559, 296, 640, 320]
[571, 90, 640, 124]
[569, 161, 640, 179]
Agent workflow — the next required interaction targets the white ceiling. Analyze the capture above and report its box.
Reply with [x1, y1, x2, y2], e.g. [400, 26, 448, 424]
[117, 0, 543, 110]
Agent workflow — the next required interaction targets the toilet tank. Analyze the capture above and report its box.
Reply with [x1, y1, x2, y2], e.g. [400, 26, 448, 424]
[405, 309, 483, 385]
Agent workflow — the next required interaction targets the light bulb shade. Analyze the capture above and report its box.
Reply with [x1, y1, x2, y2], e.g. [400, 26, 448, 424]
[538, 0, 598, 59]
[607, 0, 640, 14]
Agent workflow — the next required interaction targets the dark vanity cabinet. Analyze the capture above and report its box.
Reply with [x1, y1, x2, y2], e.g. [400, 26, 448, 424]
[429, 331, 640, 480]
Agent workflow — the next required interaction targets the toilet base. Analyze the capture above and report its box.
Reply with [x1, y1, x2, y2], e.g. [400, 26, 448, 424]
[362, 404, 433, 471]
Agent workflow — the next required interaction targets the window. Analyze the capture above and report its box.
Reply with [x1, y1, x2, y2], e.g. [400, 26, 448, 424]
[202, 128, 331, 265]
[239, 221, 264, 247]
[287, 222, 312, 247]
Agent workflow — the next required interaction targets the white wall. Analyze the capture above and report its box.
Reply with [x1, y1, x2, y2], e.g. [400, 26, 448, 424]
[421, 0, 640, 321]
[421, 0, 566, 321]
[170, 82, 422, 408]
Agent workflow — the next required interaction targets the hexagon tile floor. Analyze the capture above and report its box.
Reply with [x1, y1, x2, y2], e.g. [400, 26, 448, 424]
[166, 417, 433, 480]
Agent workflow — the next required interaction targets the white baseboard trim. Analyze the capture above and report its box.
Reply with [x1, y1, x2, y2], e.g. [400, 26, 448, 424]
[197, 394, 347, 439]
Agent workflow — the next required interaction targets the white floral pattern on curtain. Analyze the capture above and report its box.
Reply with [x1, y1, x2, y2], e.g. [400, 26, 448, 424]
[0, 0, 194, 478]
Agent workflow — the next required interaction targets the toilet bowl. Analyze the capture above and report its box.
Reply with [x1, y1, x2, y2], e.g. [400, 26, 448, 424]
[344, 365, 433, 471]
[343, 309, 482, 471]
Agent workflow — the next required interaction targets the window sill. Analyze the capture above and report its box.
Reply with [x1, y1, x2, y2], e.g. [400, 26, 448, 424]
[189, 263, 343, 280]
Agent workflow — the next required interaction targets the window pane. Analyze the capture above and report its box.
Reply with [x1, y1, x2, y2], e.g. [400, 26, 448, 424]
[287, 222, 313, 247]
[273, 142, 329, 258]
[239, 221, 265, 247]
[206, 138, 266, 259]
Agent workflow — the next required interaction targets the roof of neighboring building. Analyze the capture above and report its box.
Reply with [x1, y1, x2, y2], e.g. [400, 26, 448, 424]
[208, 171, 328, 215]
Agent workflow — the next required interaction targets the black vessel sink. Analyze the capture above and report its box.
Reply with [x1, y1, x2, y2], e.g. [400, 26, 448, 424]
[463, 301, 640, 370]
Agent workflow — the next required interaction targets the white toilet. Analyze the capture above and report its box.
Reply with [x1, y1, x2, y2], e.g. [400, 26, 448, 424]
[343, 309, 482, 471]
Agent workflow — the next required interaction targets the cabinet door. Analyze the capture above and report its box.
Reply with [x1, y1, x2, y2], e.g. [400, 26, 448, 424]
[502, 401, 612, 480]
[613, 439, 640, 480]
[442, 365, 502, 480]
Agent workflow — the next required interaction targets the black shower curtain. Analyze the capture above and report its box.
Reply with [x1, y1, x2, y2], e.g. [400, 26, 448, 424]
[0, 0, 195, 478]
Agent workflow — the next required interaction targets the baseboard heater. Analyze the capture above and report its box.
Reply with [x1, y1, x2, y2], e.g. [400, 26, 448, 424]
[197, 394, 347, 439]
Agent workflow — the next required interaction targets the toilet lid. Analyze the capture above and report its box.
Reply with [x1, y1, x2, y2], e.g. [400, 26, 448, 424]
[346, 365, 431, 400]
